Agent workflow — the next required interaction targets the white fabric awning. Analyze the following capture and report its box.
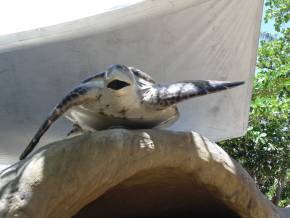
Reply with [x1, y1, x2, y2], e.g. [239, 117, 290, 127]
[0, 0, 263, 164]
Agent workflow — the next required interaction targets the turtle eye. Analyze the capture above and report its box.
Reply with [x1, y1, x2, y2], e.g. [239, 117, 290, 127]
[107, 80, 130, 90]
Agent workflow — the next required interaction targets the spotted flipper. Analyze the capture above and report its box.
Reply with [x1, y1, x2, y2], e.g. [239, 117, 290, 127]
[144, 80, 245, 107]
[19, 84, 99, 160]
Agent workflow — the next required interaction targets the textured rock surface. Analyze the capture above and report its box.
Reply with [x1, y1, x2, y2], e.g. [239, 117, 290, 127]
[0, 130, 288, 218]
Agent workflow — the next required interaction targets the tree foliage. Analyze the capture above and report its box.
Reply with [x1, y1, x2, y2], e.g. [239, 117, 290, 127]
[219, 0, 290, 207]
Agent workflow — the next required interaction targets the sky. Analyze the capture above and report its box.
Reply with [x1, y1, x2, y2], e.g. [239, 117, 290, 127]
[261, 18, 276, 34]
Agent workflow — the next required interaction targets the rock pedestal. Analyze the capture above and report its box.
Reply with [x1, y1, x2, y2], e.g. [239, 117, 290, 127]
[0, 130, 288, 218]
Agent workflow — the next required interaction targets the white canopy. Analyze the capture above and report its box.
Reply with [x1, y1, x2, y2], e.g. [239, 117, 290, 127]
[0, 0, 263, 165]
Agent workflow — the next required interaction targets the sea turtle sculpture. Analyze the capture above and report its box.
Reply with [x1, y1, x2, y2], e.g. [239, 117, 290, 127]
[19, 64, 244, 160]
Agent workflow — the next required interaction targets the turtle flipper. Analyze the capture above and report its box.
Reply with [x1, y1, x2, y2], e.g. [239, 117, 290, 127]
[144, 80, 245, 107]
[19, 84, 99, 160]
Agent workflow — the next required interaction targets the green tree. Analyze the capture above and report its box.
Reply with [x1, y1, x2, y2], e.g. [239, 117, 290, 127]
[219, 0, 290, 207]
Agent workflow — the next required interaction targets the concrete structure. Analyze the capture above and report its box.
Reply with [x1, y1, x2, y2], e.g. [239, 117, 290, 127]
[1, 130, 288, 218]
[0, 0, 263, 164]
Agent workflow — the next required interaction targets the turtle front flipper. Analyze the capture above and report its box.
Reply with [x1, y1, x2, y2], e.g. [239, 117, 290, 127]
[19, 84, 100, 160]
[144, 80, 245, 107]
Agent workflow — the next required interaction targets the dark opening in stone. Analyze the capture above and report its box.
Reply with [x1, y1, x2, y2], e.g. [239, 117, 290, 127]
[74, 167, 241, 218]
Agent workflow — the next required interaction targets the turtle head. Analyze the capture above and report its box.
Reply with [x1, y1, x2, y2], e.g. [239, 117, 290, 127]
[105, 64, 136, 96]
